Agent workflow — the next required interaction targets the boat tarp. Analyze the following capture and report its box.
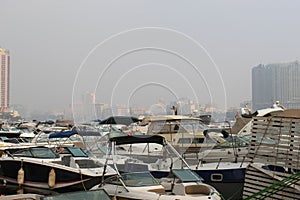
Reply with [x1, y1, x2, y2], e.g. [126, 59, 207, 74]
[99, 116, 139, 126]
[49, 130, 78, 138]
[109, 135, 165, 145]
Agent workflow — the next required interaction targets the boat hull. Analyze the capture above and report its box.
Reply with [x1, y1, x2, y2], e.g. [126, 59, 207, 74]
[0, 159, 103, 192]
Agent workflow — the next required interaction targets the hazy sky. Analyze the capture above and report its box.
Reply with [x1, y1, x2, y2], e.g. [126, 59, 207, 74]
[1, 1, 300, 114]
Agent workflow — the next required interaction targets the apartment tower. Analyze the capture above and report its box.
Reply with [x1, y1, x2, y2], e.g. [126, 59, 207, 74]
[252, 61, 300, 110]
[0, 48, 9, 112]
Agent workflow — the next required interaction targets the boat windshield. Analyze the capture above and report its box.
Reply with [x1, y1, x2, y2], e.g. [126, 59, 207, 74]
[42, 189, 110, 200]
[240, 134, 276, 145]
[213, 135, 249, 149]
[13, 147, 59, 159]
[172, 169, 203, 182]
[148, 119, 208, 135]
[67, 147, 88, 157]
[180, 119, 208, 131]
[105, 172, 160, 187]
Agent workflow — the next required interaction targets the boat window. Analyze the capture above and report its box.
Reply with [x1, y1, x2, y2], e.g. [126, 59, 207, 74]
[105, 175, 122, 185]
[75, 159, 103, 168]
[0, 137, 9, 142]
[67, 147, 88, 157]
[181, 123, 199, 132]
[234, 137, 249, 147]
[31, 148, 58, 158]
[243, 134, 275, 145]
[149, 122, 179, 134]
[121, 172, 160, 187]
[172, 169, 203, 182]
[192, 138, 205, 144]
[11, 127, 19, 131]
[13, 147, 58, 158]
[214, 140, 231, 148]
[3, 138, 20, 144]
[240, 134, 250, 142]
[12, 149, 32, 157]
[181, 120, 208, 130]
[178, 138, 191, 144]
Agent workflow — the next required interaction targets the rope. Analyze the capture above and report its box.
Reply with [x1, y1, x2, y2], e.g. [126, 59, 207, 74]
[79, 169, 87, 191]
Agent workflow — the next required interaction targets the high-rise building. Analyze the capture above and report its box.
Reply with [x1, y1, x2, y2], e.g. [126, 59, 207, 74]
[252, 61, 300, 110]
[0, 48, 10, 112]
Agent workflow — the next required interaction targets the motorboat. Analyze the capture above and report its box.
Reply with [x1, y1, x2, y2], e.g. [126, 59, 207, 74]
[94, 132, 246, 199]
[100, 170, 221, 200]
[0, 124, 22, 138]
[97, 135, 222, 200]
[187, 104, 285, 164]
[143, 115, 216, 154]
[0, 145, 116, 192]
[192, 133, 250, 163]
[0, 130, 83, 157]
[231, 105, 284, 135]
[31, 130, 86, 149]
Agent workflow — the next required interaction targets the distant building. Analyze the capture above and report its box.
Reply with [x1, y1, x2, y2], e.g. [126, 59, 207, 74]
[129, 107, 146, 117]
[252, 61, 300, 110]
[173, 98, 199, 115]
[0, 48, 10, 112]
[114, 104, 129, 116]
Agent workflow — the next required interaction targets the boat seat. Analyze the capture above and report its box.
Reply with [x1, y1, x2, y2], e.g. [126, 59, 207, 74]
[185, 184, 211, 195]
[172, 183, 211, 195]
[158, 178, 172, 191]
[70, 157, 79, 168]
[148, 188, 166, 194]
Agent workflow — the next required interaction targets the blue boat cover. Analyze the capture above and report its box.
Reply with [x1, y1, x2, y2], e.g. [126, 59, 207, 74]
[49, 130, 78, 138]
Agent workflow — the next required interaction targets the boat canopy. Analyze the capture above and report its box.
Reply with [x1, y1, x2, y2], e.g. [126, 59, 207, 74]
[109, 135, 165, 146]
[99, 116, 139, 126]
[49, 130, 77, 138]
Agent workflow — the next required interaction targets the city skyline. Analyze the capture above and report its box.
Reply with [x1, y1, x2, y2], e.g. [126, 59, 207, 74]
[1, 1, 300, 116]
